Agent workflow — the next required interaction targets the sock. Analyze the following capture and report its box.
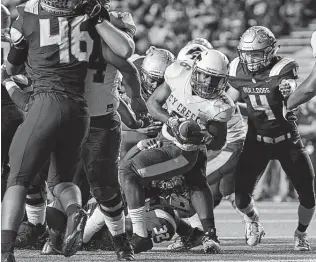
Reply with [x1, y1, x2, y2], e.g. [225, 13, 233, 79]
[46, 206, 67, 232]
[176, 219, 194, 236]
[224, 193, 245, 219]
[188, 214, 203, 231]
[53, 182, 82, 212]
[297, 204, 315, 233]
[128, 206, 147, 238]
[103, 211, 125, 237]
[25, 203, 46, 226]
[238, 199, 259, 222]
[200, 218, 215, 233]
[83, 207, 105, 243]
[1, 230, 17, 253]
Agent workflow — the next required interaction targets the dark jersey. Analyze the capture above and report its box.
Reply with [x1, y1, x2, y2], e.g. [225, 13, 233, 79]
[10, 0, 97, 100]
[229, 56, 299, 137]
[1, 37, 15, 106]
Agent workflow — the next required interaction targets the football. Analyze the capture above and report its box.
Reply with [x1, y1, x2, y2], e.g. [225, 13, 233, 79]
[178, 119, 202, 144]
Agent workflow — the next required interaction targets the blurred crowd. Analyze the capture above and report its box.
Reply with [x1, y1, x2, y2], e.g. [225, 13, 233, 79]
[2, 0, 316, 202]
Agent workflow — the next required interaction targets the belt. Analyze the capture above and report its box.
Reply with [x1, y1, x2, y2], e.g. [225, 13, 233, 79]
[256, 133, 291, 144]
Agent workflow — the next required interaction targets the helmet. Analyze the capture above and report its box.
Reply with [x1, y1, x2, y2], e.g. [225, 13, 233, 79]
[177, 43, 209, 63]
[140, 46, 175, 99]
[40, 0, 85, 16]
[190, 49, 229, 99]
[1, 4, 11, 41]
[237, 26, 277, 73]
[187, 38, 213, 50]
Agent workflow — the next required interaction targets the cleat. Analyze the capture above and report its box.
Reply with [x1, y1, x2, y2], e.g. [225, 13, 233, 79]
[15, 221, 47, 249]
[294, 230, 311, 251]
[1, 252, 15, 262]
[245, 221, 265, 246]
[43, 227, 64, 254]
[112, 233, 135, 261]
[168, 227, 204, 251]
[62, 207, 87, 257]
[131, 234, 153, 254]
[41, 241, 60, 255]
[201, 228, 221, 254]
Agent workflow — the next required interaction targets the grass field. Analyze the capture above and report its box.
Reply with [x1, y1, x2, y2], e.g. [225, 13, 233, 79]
[16, 201, 316, 262]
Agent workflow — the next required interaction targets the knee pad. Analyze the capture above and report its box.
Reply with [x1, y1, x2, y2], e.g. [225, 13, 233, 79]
[91, 185, 121, 204]
[26, 184, 47, 206]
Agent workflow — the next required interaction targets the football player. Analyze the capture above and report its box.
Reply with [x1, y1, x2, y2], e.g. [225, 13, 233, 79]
[163, 41, 248, 251]
[120, 49, 235, 255]
[287, 31, 316, 109]
[1, 4, 48, 250]
[0, 0, 143, 261]
[227, 26, 315, 251]
[119, 46, 175, 158]
[1, 4, 25, 199]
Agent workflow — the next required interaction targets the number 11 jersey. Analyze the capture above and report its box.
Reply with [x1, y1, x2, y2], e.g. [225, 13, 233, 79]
[10, 0, 95, 100]
[228, 56, 299, 137]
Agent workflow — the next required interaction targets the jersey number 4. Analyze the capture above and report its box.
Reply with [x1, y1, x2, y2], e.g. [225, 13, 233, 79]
[249, 94, 276, 120]
[39, 17, 93, 63]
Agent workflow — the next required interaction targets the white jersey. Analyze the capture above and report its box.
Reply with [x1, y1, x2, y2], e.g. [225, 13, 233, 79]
[162, 60, 235, 149]
[84, 64, 120, 117]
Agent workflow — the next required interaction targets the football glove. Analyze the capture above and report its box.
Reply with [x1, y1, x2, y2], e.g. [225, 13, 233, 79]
[137, 138, 162, 151]
[110, 11, 136, 38]
[279, 79, 296, 98]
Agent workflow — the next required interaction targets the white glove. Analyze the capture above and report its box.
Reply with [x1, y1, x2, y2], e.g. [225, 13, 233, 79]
[137, 138, 162, 151]
[311, 31, 316, 58]
[279, 79, 296, 98]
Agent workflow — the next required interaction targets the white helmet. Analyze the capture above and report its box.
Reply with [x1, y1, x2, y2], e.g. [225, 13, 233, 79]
[190, 49, 229, 99]
[187, 38, 213, 50]
[177, 43, 209, 63]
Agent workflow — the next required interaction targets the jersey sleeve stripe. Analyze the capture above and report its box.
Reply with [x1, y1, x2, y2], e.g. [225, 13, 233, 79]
[269, 57, 296, 76]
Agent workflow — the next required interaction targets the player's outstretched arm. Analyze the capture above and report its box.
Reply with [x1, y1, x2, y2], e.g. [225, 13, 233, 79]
[96, 20, 135, 59]
[147, 82, 172, 124]
[102, 43, 147, 115]
[287, 62, 316, 109]
[118, 97, 145, 129]
[226, 85, 241, 102]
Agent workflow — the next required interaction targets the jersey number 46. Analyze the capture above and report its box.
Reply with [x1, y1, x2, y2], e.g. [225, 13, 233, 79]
[39, 17, 93, 63]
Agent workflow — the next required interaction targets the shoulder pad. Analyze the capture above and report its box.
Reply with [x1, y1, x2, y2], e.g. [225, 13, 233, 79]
[229, 57, 240, 77]
[164, 60, 190, 84]
[20, 0, 40, 15]
[269, 57, 299, 77]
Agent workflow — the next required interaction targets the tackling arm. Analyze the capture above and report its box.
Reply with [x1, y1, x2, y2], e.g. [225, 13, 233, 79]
[147, 82, 172, 123]
[96, 20, 135, 59]
[102, 43, 147, 115]
[117, 97, 145, 129]
[287, 62, 316, 109]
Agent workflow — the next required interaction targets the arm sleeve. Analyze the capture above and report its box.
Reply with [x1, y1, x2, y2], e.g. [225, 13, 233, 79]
[206, 120, 228, 151]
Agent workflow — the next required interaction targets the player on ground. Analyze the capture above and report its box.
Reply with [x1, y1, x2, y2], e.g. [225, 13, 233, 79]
[1, 0, 144, 261]
[227, 26, 315, 251]
[120, 49, 235, 255]
[287, 31, 316, 109]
